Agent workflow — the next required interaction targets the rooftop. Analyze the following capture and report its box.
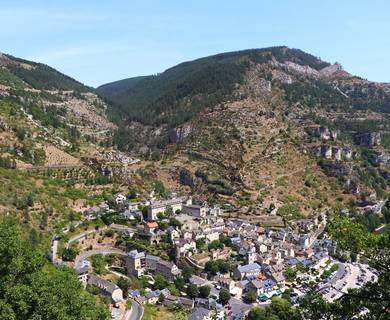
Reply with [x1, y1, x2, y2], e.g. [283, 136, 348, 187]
[237, 263, 261, 273]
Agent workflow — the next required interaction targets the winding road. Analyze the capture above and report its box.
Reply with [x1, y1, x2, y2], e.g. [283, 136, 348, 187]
[125, 299, 144, 320]
[74, 248, 127, 268]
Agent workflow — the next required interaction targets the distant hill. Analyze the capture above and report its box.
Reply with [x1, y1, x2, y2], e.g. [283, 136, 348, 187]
[0, 53, 91, 91]
[96, 46, 390, 219]
[98, 46, 333, 127]
[97, 76, 149, 97]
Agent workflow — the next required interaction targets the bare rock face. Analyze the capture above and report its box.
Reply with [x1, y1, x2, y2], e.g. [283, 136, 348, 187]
[319, 63, 345, 77]
[169, 125, 193, 143]
[380, 170, 390, 181]
[284, 61, 319, 76]
[305, 126, 338, 141]
[373, 152, 390, 165]
[272, 70, 293, 84]
[0, 118, 8, 131]
[355, 133, 381, 147]
[179, 169, 196, 187]
[321, 162, 353, 178]
[254, 78, 271, 92]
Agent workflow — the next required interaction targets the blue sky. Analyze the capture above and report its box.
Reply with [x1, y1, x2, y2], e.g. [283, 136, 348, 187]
[1, 0, 389, 87]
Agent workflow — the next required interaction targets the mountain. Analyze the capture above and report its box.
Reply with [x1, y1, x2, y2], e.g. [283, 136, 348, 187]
[0, 52, 129, 241]
[0, 52, 117, 165]
[0, 52, 91, 91]
[1, 47, 390, 229]
[98, 46, 390, 222]
[97, 47, 332, 126]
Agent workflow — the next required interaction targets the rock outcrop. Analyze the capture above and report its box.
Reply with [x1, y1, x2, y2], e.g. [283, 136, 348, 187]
[356, 133, 381, 147]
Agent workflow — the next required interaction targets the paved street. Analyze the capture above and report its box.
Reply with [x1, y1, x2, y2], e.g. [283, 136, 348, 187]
[125, 299, 144, 320]
[75, 248, 126, 268]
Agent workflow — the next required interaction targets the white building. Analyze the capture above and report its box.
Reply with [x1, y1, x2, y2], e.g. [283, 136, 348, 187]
[147, 196, 191, 221]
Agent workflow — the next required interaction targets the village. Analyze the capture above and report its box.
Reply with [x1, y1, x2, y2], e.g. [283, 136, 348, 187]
[48, 190, 378, 320]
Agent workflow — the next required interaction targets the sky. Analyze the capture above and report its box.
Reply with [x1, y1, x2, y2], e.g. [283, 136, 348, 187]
[0, 0, 389, 87]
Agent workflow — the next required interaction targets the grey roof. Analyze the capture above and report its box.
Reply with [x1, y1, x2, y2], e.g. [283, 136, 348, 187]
[76, 266, 89, 275]
[87, 275, 119, 294]
[188, 307, 211, 320]
[178, 296, 194, 307]
[250, 279, 263, 289]
[150, 197, 185, 209]
[157, 259, 175, 268]
[128, 250, 145, 259]
[146, 254, 161, 262]
[237, 263, 261, 273]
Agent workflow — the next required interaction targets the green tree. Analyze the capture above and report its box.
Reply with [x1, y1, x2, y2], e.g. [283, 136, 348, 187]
[0, 217, 110, 320]
[244, 290, 257, 303]
[299, 216, 390, 319]
[219, 234, 232, 247]
[168, 284, 180, 296]
[117, 277, 131, 294]
[182, 266, 194, 282]
[174, 277, 186, 291]
[196, 238, 207, 251]
[219, 288, 231, 306]
[198, 285, 211, 298]
[208, 240, 223, 251]
[61, 246, 79, 262]
[169, 217, 182, 228]
[154, 274, 168, 290]
[186, 284, 199, 299]
[158, 293, 165, 303]
[248, 298, 301, 320]
[15, 127, 26, 140]
[286, 266, 297, 281]
[205, 260, 219, 275]
[218, 260, 230, 274]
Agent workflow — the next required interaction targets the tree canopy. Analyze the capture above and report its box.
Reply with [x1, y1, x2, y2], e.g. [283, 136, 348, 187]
[0, 217, 110, 320]
[298, 216, 390, 319]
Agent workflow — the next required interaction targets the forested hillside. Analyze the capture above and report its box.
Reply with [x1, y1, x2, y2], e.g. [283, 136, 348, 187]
[98, 46, 331, 127]
[96, 46, 390, 225]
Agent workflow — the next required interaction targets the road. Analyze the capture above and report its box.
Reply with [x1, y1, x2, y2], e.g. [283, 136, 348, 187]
[125, 299, 144, 320]
[75, 248, 126, 268]
[67, 226, 108, 247]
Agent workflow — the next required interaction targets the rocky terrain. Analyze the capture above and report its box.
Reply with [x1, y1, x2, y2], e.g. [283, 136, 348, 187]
[98, 47, 390, 220]
[0, 46, 389, 231]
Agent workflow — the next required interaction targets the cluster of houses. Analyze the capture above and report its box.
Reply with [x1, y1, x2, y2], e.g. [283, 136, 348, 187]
[74, 192, 335, 319]
[76, 264, 124, 306]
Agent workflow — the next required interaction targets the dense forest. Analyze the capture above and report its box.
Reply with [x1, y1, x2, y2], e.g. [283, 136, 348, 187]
[0, 217, 110, 320]
[4, 54, 90, 92]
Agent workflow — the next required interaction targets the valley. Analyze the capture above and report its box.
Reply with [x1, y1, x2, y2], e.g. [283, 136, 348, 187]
[0, 46, 389, 320]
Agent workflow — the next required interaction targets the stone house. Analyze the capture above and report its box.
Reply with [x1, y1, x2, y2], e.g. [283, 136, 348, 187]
[87, 275, 123, 304]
